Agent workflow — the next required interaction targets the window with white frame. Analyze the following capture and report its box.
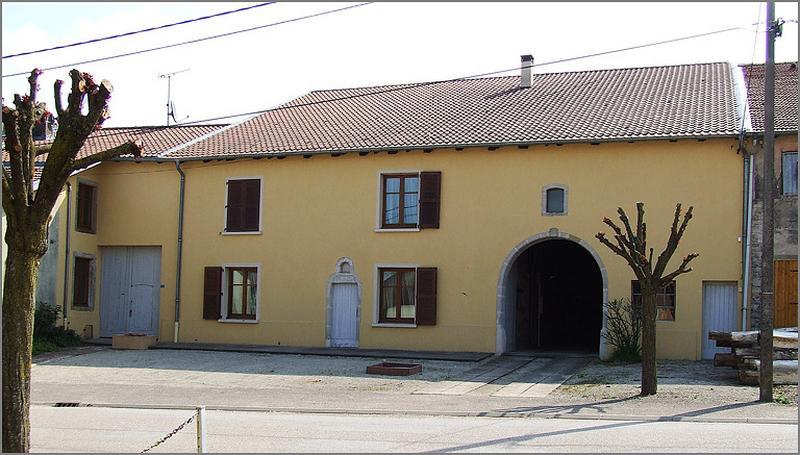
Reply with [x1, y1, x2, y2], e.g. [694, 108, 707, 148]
[226, 267, 258, 320]
[203, 265, 260, 321]
[782, 152, 797, 195]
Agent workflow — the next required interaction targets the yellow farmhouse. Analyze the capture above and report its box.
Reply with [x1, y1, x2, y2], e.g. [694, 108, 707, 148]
[6, 60, 752, 360]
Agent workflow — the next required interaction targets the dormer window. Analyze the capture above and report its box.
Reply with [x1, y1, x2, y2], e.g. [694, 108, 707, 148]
[543, 185, 567, 215]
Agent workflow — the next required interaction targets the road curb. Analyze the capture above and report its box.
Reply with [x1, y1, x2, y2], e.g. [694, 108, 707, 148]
[33, 401, 798, 425]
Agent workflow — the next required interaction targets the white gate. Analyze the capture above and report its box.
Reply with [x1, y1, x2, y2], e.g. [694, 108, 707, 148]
[100, 247, 161, 337]
[701, 282, 738, 360]
[326, 258, 360, 348]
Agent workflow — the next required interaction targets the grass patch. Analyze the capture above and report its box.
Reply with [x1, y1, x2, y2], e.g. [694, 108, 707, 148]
[32, 338, 60, 356]
[610, 344, 642, 363]
[773, 394, 793, 405]
[773, 386, 797, 406]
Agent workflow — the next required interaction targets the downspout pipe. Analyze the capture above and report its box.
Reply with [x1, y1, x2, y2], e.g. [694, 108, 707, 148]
[742, 149, 755, 330]
[62, 182, 72, 329]
[173, 161, 186, 343]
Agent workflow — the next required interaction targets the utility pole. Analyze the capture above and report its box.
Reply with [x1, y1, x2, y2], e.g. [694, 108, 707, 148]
[158, 69, 190, 126]
[759, 0, 780, 403]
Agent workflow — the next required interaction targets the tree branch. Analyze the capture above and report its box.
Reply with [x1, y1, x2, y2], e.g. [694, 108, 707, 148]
[12, 94, 35, 202]
[1, 167, 15, 217]
[54, 79, 65, 117]
[660, 253, 699, 284]
[617, 207, 638, 253]
[675, 206, 694, 241]
[24, 70, 44, 199]
[604, 216, 640, 264]
[27, 69, 42, 106]
[653, 203, 687, 278]
[635, 202, 646, 254]
[35, 144, 52, 157]
[84, 79, 113, 131]
[597, 232, 646, 281]
[66, 69, 86, 117]
[2, 106, 27, 214]
[70, 140, 142, 172]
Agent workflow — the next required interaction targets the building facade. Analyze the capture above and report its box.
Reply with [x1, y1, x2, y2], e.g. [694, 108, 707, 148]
[6, 61, 756, 360]
[741, 62, 799, 330]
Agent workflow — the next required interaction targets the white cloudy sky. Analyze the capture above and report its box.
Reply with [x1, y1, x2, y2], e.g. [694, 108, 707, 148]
[2, 2, 798, 127]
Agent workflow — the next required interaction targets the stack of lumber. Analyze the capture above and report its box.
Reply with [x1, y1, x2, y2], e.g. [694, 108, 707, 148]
[708, 328, 798, 385]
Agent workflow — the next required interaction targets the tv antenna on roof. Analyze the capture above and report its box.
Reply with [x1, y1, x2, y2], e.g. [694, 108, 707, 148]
[158, 68, 190, 126]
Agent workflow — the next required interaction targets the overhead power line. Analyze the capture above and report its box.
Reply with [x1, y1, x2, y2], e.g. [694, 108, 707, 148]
[1, 2, 374, 78]
[2, 2, 276, 59]
[73, 21, 771, 148]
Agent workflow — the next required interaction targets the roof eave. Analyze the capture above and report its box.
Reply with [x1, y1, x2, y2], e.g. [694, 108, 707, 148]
[117, 132, 740, 162]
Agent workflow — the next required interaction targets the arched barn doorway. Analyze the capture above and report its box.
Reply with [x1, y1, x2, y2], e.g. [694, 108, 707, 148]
[497, 232, 609, 356]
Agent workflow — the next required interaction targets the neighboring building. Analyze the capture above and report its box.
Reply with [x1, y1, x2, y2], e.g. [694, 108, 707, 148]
[741, 62, 799, 330]
[1, 125, 229, 338]
[5, 60, 751, 360]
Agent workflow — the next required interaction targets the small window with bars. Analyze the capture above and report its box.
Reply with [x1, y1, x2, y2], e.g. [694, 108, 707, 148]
[631, 280, 676, 322]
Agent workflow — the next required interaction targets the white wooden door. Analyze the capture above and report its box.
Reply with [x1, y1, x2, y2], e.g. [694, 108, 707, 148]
[330, 283, 358, 347]
[128, 248, 161, 335]
[99, 247, 129, 337]
[702, 282, 738, 360]
[100, 247, 161, 337]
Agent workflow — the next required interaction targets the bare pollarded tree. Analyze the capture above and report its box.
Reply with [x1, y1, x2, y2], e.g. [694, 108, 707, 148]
[596, 202, 698, 396]
[2, 69, 141, 452]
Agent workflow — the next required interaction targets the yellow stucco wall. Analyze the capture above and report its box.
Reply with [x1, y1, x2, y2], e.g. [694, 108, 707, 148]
[44, 138, 743, 359]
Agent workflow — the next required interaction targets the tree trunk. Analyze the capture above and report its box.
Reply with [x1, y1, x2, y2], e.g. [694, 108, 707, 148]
[640, 289, 658, 396]
[2, 240, 40, 453]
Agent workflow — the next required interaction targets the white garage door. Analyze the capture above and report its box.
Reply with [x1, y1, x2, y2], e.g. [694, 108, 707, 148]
[99, 247, 161, 337]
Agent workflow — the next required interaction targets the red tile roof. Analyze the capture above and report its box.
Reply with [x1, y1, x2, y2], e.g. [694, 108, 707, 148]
[60, 124, 228, 160]
[169, 62, 740, 159]
[4, 124, 227, 179]
[741, 62, 798, 133]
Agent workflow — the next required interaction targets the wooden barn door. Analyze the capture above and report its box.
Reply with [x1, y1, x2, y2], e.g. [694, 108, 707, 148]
[774, 259, 798, 328]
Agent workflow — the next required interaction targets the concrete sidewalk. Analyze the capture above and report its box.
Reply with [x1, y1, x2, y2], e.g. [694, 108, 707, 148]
[33, 382, 797, 425]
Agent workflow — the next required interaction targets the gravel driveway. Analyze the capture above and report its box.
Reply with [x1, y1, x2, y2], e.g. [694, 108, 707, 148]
[554, 359, 799, 406]
[33, 348, 477, 394]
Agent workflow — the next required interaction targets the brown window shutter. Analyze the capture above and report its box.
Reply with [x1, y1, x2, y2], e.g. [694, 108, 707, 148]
[226, 181, 244, 232]
[243, 179, 261, 231]
[418, 172, 441, 229]
[90, 185, 98, 232]
[76, 183, 95, 232]
[73, 257, 90, 307]
[203, 267, 223, 320]
[416, 267, 437, 325]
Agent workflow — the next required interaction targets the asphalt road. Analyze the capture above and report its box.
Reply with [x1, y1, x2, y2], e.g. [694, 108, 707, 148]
[31, 405, 798, 453]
